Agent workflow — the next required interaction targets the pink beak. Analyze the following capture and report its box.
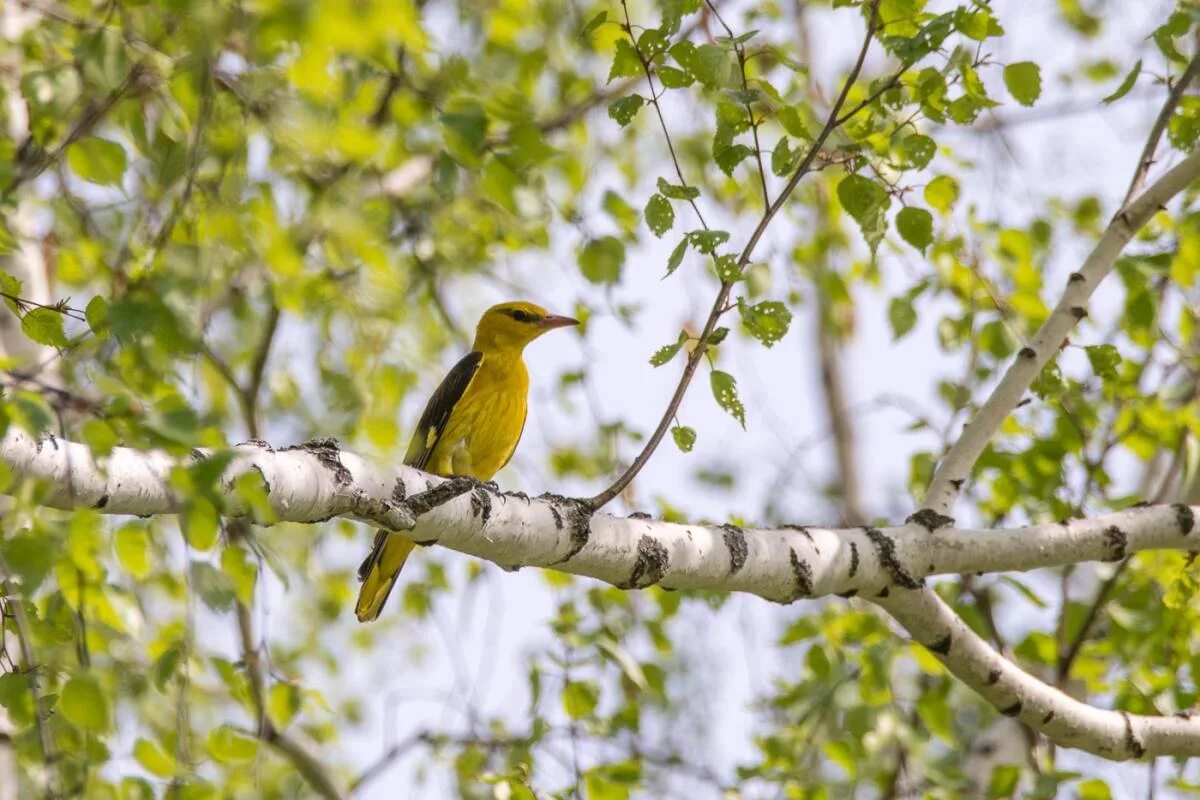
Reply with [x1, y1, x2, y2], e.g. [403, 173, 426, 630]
[538, 314, 580, 330]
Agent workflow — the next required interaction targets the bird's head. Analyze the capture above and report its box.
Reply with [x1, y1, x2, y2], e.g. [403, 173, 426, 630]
[473, 301, 579, 352]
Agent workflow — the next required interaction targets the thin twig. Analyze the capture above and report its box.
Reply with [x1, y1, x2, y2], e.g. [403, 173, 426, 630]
[1056, 558, 1130, 685]
[0, 571, 59, 799]
[1123, 52, 1200, 206]
[589, 0, 885, 509]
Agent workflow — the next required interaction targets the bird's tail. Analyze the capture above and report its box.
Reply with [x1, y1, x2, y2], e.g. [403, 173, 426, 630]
[354, 530, 416, 622]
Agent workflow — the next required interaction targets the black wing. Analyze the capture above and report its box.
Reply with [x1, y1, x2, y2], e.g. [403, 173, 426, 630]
[403, 351, 483, 470]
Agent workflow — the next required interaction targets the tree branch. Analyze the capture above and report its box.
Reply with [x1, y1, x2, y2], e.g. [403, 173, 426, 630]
[875, 586, 1200, 760]
[923, 146, 1200, 514]
[589, 0, 885, 508]
[3, 428, 1200, 755]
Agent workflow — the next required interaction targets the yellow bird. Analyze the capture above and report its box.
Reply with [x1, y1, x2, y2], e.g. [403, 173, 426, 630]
[355, 300, 579, 622]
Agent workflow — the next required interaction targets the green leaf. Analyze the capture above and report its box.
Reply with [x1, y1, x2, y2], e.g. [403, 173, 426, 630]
[898, 133, 936, 169]
[656, 66, 693, 88]
[671, 425, 696, 452]
[607, 94, 644, 127]
[85, 295, 109, 335]
[924, 175, 959, 214]
[134, 738, 175, 778]
[656, 177, 700, 200]
[21, 307, 69, 348]
[837, 174, 890, 254]
[714, 254, 741, 282]
[738, 299, 792, 347]
[888, 296, 918, 339]
[579, 10, 607, 41]
[114, 524, 152, 579]
[1085, 344, 1121, 379]
[714, 143, 753, 176]
[0, 218, 17, 256]
[686, 229, 729, 254]
[267, 682, 302, 729]
[207, 725, 259, 765]
[1102, 59, 1141, 103]
[1077, 779, 1113, 800]
[666, 237, 689, 276]
[644, 194, 674, 237]
[562, 679, 599, 719]
[710, 370, 745, 427]
[579, 236, 625, 284]
[609, 39, 643, 82]
[650, 331, 688, 366]
[1003, 61, 1042, 106]
[681, 43, 730, 88]
[66, 136, 126, 187]
[896, 206, 934, 252]
[59, 675, 111, 732]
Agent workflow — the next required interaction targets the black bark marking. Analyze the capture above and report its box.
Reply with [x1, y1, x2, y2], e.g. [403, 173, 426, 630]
[721, 524, 747, 575]
[1000, 701, 1023, 718]
[189, 448, 206, 463]
[93, 493, 108, 509]
[949, 478, 964, 490]
[864, 526, 922, 589]
[986, 669, 1000, 685]
[837, 589, 858, 598]
[928, 634, 952, 655]
[286, 437, 353, 486]
[552, 500, 593, 564]
[848, 542, 859, 578]
[503, 489, 530, 503]
[237, 438, 274, 451]
[548, 503, 563, 530]
[1070, 306, 1087, 319]
[906, 508, 955, 531]
[414, 538, 439, 547]
[782, 524, 816, 552]
[1068, 271, 1085, 283]
[628, 511, 652, 520]
[1122, 712, 1146, 758]
[789, 548, 813, 600]
[621, 535, 669, 589]
[1103, 525, 1128, 561]
[876, 586, 890, 598]
[391, 479, 407, 503]
[470, 486, 493, 526]
[1018, 346, 1036, 359]
[1174, 503, 1194, 535]
[1042, 710, 1055, 724]
[35, 433, 58, 453]
[404, 476, 474, 517]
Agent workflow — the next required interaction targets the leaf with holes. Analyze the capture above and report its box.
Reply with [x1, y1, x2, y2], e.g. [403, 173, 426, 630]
[650, 331, 688, 367]
[710, 370, 745, 427]
[608, 95, 644, 127]
[657, 177, 700, 201]
[837, 174, 890, 254]
[687, 229, 730, 254]
[608, 39, 642, 82]
[738, 299, 792, 347]
[671, 425, 696, 453]
[644, 194, 674, 237]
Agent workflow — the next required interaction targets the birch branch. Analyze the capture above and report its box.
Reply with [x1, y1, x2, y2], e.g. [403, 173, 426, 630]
[876, 587, 1200, 759]
[2, 428, 1200, 755]
[922, 146, 1200, 515]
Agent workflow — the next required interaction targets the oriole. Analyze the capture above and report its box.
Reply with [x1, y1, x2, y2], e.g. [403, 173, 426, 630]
[354, 301, 579, 622]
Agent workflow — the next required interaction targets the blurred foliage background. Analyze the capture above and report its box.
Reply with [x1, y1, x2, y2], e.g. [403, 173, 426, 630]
[1, 0, 1200, 798]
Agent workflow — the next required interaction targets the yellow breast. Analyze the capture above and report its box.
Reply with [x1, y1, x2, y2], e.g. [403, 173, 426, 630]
[429, 353, 529, 480]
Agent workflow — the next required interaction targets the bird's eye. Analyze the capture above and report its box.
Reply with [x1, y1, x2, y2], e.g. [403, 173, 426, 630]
[509, 309, 535, 323]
